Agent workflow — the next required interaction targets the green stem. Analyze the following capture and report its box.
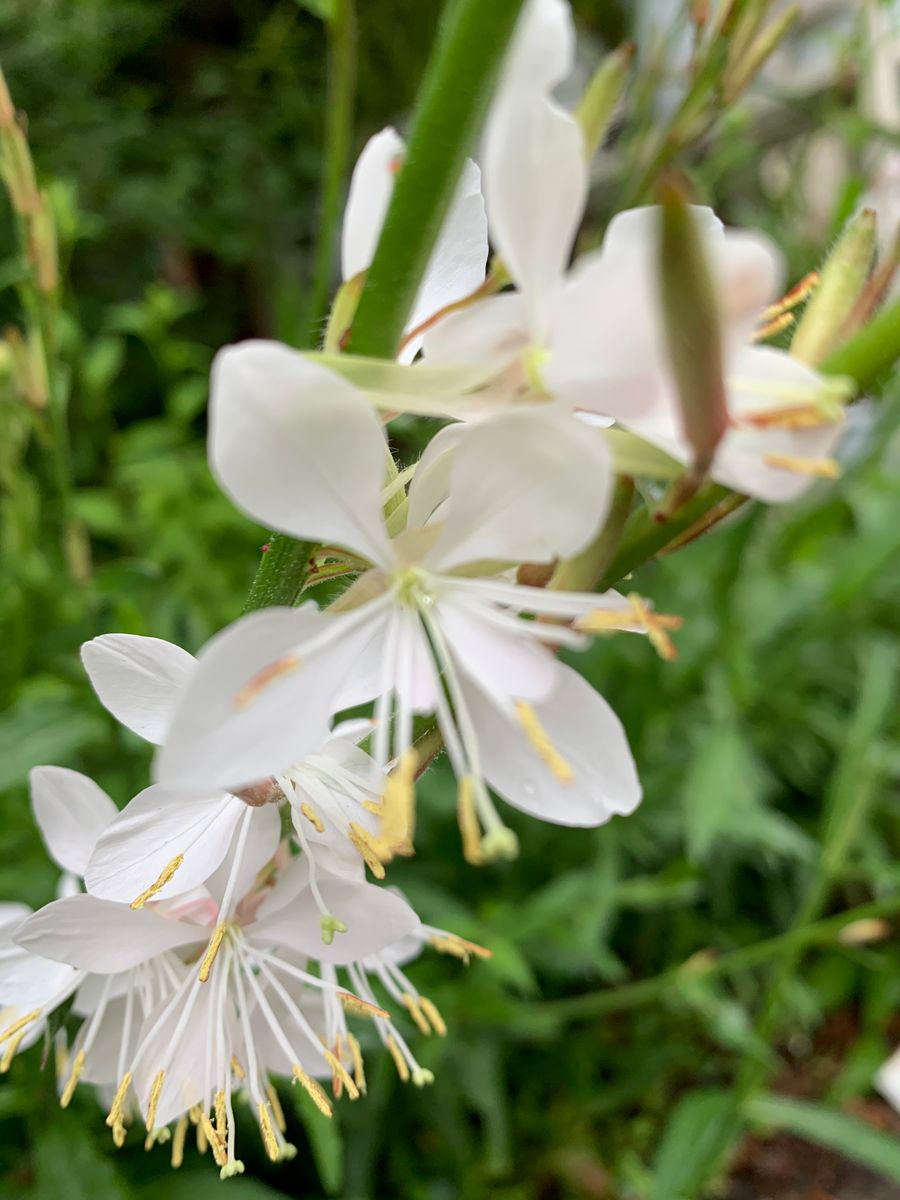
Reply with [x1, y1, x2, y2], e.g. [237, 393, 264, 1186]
[242, 536, 315, 614]
[821, 296, 900, 390]
[348, 0, 525, 358]
[534, 892, 900, 1026]
[306, 0, 357, 346]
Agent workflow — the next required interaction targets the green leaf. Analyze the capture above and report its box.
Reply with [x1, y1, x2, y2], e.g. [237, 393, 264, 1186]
[138, 1173, 287, 1200]
[651, 1088, 742, 1200]
[293, 1085, 344, 1195]
[292, 0, 335, 19]
[0, 695, 106, 792]
[33, 1123, 135, 1200]
[746, 1094, 900, 1185]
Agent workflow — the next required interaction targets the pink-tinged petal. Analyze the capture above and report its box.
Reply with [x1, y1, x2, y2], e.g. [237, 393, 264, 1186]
[204, 803, 282, 913]
[81, 634, 196, 744]
[209, 341, 392, 564]
[14, 894, 205, 974]
[426, 408, 613, 571]
[341, 127, 405, 282]
[252, 877, 421, 966]
[154, 605, 334, 790]
[85, 784, 245, 905]
[30, 766, 118, 878]
[423, 292, 528, 368]
[483, 0, 586, 337]
[463, 665, 642, 826]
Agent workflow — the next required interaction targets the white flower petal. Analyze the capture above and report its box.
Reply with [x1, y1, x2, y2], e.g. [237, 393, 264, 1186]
[426, 408, 613, 571]
[84, 784, 245, 905]
[483, 0, 585, 337]
[30, 766, 118, 878]
[0, 903, 31, 935]
[209, 340, 392, 564]
[15, 894, 205, 973]
[0, 944, 80, 1008]
[252, 877, 421, 966]
[203, 803, 282, 912]
[464, 664, 642, 825]
[155, 605, 335, 790]
[877, 1047, 900, 1114]
[81, 634, 196, 744]
[341, 127, 405, 282]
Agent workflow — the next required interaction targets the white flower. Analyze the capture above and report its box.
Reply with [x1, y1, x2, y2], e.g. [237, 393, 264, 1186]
[15, 830, 421, 1175]
[342, 126, 488, 361]
[156, 345, 645, 865]
[80, 631, 385, 909]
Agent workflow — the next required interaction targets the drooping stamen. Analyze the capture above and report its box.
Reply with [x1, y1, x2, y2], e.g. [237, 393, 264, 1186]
[130, 855, 184, 909]
[346, 1033, 367, 1094]
[233, 654, 302, 709]
[300, 801, 325, 832]
[418, 996, 447, 1037]
[627, 594, 680, 662]
[230, 1055, 246, 1080]
[198, 924, 228, 983]
[59, 1048, 85, 1108]
[401, 993, 430, 1036]
[291, 1064, 333, 1117]
[0, 1028, 26, 1072]
[385, 1034, 410, 1083]
[514, 700, 574, 783]
[171, 1115, 189, 1169]
[740, 402, 840, 429]
[267, 1083, 287, 1134]
[321, 1044, 360, 1100]
[457, 776, 485, 865]
[144, 1069, 165, 1133]
[427, 932, 492, 963]
[337, 991, 390, 1020]
[759, 270, 819, 321]
[763, 453, 840, 478]
[0, 1009, 40, 1045]
[348, 822, 387, 879]
[105, 1072, 133, 1129]
[257, 1102, 280, 1162]
[751, 311, 794, 342]
[201, 1113, 227, 1168]
[370, 750, 417, 862]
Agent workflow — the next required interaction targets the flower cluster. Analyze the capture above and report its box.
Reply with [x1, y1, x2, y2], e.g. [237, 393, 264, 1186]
[0, 0, 852, 1178]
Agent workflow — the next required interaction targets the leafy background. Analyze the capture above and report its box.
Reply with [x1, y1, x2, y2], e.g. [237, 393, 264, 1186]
[1, 1, 899, 1198]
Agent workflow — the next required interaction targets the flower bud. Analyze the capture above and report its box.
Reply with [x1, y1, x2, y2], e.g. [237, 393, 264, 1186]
[576, 43, 634, 162]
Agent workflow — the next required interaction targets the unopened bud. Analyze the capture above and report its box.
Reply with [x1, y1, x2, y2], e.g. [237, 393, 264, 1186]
[723, 5, 800, 103]
[658, 178, 727, 481]
[0, 69, 14, 127]
[792, 209, 877, 365]
[30, 191, 59, 294]
[5, 325, 47, 410]
[576, 43, 634, 162]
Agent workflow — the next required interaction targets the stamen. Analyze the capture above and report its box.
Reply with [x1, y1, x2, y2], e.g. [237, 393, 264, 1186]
[300, 802, 325, 833]
[427, 933, 493, 963]
[0, 1028, 26, 1072]
[763, 453, 840, 479]
[321, 1045, 360, 1100]
[412, 1067, 435, 1088]
[145, 1069, 165, 1133]
[0, 1008, 40, 1045]
[59, 1048, 85, 1108]
[171, 1115, 188, 1169]
[320, 914, 348, 946]
[291, 1064, 333, 1117]
[371, 750, 417, 862]
[348, 822, 386, 879]
[346, 1033, 367, 1094]
[759, 270, 819, 321]
[338, 991, 390, 1020]
[360, 798, 383, 816]
[514, 700, 574, 782]
[627, 593, 680, 662]
[418, 996, 447, 1037]
[257, 1103, 280, 1162]
[267, 1083, 287, 1134]
[457, 776, 485, 865]
[740, 404, 841, 430]
[215, 1090, 227, 1139]
[105, 1072, 133, 1127]
[130, 855, 184, 909]
[198, 924, 228, 982]
[401, 993, 431, 1036]
[234, 654, 302, 709]
[201, 1113, 227, 1167]
[112, 1121, 127, 1149]
[385, 1034, 410, 1083]
[230, 1055, 246, 1080]
[751, 311, 794, 342]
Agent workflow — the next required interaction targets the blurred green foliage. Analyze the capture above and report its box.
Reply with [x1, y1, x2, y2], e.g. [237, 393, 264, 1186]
[1, 2, 899, 1198]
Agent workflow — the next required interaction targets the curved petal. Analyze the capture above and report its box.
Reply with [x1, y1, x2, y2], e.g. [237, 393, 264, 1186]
[341, 127, 405, 281]
[30, 766, 118, 877]
[204, 803, 282, 912]
[85, 784, 245, 905]
[463, 664, 642, 825]
[209, 341, 392, 565]
[15, 894, 204, 974]
[483, 0, 585, 338]
[155, 605, 335, 790]
[81, 634, 196, 744]
[426, 408, 613, 571]
[252, 877, 421, 966]
[0, 943, 80, 1008]
[0, 903, 31, 936]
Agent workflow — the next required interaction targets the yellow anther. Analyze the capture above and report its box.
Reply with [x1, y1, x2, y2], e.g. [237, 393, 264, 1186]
[348, 822, 386, 879]
[279, 1142, 298, 1162]
[145, 1069, 165, 1133]
[346, 1033, 367, 1095]
[267, 1083, 287, 1134]
[337, 991, 390, 1021]
[257, 1102, 280, 1162]
[0, 1028, 26, 1072]
[759, 270, 819, 321]
[401, 993, 431, 1036]
[321, 1046, 359, 1100]
[514, 700, 574, 782]
[0, 1008, 41, 1045]
[171, 1115, 188, 1169]
[627, 593, 680, 662]
[371, 750, 417, 862]
[130, 854, 184, 909]
[740, 403, 840, 430]
[230, 1055, 246, 1080]
[291, 1064, 333, 1117]
[763, 453, 840, 479]
[457, 776, 485, 865]
[196, 1116, 208, 1154]
[385, 1035, 410, 1083]
[60, 1049, 85, 1108]
[144, 1125, 171, 1151]
[112, 1121, 127, 1149]
[360, 798, 383, 816]
[220, 1160, 246, 1179]
[300, 802, 325, 833]
[200, 1113, 227, 1167]
[198, 923, 228, 982]
[418, 996, 447, 1038]
[214, 1089, 227, 1139]
[106, 1072, 133, 1127]
[234, 654, 302, 709]
[427, 933, 492, 964]
[751, 311, 795, 342]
